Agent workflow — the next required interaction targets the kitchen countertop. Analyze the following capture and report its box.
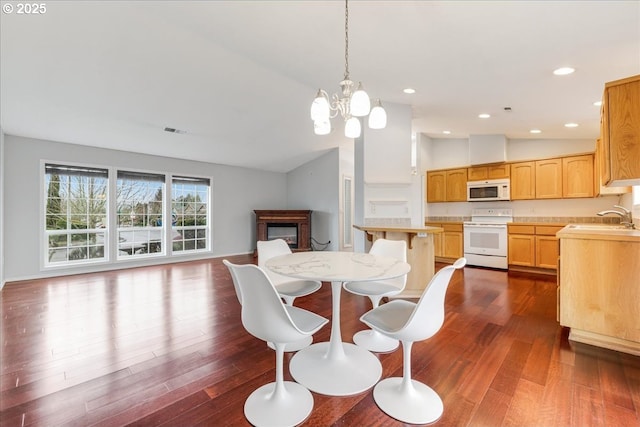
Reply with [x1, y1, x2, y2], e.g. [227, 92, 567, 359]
[556, 224, 640, 242]
[354, 224, 443, 234]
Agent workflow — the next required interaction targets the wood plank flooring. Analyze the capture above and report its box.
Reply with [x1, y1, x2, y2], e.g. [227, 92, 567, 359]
[1, 255, 639, 426]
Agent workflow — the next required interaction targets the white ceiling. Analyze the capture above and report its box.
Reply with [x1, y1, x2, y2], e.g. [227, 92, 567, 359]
[1, 1, 639, 173]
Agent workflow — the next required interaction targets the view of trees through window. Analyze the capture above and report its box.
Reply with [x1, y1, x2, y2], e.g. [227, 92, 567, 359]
[45, 164, 108, 264]
[172, 176, 210, 252]
[44, 163, 210, 266]
[116, 171, 165, 257]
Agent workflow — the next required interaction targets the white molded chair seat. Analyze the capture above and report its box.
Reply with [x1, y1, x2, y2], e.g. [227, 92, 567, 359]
[258, 239, 322, 352]
[360, 258, 466, 424]
[223, 260, 328, 427]
[343, 238, 407, 352]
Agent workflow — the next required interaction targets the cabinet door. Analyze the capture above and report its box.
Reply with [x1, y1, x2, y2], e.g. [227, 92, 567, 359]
[535, 235, 559, 269]
[606, 76, 640, 184]
[425, 222, 444, 257]
[594, 138, 631, 195]
[488, 164, 510, 179]
[508, 234, 535, 266]
[446, 169, 467, 201]
[562, 154, 594, 198]
[443, 231, 463, 259]
[467, 166, 488, 181]
[426, 171, 446, 202]
[510, 162, 536, 200]
[536, 158, 562, 199]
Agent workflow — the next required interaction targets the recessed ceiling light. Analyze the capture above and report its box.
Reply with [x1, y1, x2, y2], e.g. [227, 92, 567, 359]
[442, 130, 451, 135]
[530, 129, 542, 134]
[478, 113, 491, 119]
[553, 67, 575, 76]
[564, 123, 579, 128]
[403, 88, 416, 94]
[593, 101, 602, 107]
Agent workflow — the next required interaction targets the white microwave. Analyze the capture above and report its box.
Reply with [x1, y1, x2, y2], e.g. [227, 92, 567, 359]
[467, 179, 511, 201]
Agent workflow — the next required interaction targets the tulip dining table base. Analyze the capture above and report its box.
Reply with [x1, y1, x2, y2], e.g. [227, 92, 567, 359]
[265, 251, 411, 396]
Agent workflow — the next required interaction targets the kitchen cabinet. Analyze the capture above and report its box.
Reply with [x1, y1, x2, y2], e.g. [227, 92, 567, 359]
[426, 171, 446, 202]
[535, 158, 562, 199]
[508, 224, 562, 271]
[425, 222, 463, 261]
[594, 138, 631, 196]
[510, 161, 536, 200]
[600, 74, 640, 186]
[557, 225, 640, 355]
[426, 168, 466, 203]
[562, 154, 594, 198]
[445, 169, 467, 202]
[467, 164, 510, 181]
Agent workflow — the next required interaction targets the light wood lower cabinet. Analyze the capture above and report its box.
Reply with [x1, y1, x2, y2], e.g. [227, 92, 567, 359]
[425, 222, 463, 261]
[559, 234, 640, 355]
[508, 224, 563, 271]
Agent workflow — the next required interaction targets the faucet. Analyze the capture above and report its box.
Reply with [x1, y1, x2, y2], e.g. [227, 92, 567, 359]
[597, 205, 635, 229]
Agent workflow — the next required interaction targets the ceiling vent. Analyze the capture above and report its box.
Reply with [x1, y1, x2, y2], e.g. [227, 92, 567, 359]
[469, 134, 507, 165]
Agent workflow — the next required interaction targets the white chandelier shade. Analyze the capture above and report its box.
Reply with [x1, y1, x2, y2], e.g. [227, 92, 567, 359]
[368, 99, 387, 129]
[310, 0, 386, 138]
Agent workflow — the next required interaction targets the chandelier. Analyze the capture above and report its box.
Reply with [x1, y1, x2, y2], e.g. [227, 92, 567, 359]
[310, 0, 387, 138]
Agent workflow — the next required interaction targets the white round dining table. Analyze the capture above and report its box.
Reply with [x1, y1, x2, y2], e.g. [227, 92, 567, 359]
[265, 251, 411, 396]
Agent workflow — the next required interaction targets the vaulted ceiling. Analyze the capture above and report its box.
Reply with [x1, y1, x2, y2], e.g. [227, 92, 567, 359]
[1, 1, 639, 172]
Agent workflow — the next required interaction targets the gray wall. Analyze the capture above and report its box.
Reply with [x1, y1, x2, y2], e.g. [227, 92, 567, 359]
[286, 149, 339, 251]
[3, 135, 287, 281]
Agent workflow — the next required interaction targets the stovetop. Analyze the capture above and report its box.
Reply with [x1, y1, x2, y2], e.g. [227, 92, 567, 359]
[465, 208, 513, 225]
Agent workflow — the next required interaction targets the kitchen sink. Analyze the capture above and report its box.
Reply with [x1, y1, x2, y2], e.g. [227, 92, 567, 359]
[567, 224, 629, 230]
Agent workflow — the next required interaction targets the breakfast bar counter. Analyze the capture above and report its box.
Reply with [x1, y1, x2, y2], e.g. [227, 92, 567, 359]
[354, 224, 443, 298]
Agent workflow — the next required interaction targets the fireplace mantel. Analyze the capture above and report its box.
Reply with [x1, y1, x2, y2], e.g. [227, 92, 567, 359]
[254, 210, 312, 252]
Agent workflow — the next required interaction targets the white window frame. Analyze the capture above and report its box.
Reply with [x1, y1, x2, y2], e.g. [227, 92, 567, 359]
[42, 161, 110, 268]
[116, 169, 166, 260]
[170, 175, 212, 254]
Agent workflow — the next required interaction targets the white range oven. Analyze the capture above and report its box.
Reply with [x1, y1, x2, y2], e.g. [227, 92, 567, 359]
[463, 208, 513, 270]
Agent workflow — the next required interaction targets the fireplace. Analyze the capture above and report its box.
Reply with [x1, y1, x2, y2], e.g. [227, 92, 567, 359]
[255, 210, 311, 252]
[267, 223, 298, 248]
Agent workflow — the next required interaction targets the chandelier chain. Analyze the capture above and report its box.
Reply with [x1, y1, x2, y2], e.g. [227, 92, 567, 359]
[344, 0, 349, 80]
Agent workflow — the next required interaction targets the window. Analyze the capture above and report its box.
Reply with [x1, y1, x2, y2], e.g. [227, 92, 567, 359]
[171, 176, 210, 253]
[44, 163, 212, 267]
[117, 170, 165, 258]
[44, 163, 108, 265]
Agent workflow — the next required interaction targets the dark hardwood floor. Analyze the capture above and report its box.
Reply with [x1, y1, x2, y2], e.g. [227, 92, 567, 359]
[1, 255, 639, 426]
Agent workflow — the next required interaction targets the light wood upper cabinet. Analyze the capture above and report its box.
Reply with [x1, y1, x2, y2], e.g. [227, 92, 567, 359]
[535, 158, 562, 199]
[562, 154, 594, 198]
[594, 138, 631, 195]
[510, 161, 536, 200]
[446, 169, 467, 201]
[426, 168, 467, 202]
[467, 164, 510, 181]
[467, 166, 487, 181]
[601, 74, 640, 186]
[426, 171, 446, 202]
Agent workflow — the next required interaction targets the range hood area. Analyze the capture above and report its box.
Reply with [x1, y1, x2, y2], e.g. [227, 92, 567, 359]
[468, 134, 507, 165]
